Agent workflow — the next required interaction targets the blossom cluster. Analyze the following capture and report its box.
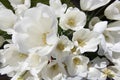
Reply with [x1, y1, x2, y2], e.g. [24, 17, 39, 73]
[0, 0, 120, 80]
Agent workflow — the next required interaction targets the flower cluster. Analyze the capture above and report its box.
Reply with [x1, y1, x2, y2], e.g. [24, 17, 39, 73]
[0, 0, 120, 80]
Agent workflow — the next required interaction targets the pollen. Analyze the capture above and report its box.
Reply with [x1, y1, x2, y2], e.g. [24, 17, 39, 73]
[73, 57, 81, 65]
[103, 68, 114, 78]
[71, 46, 77, 53]
[51, 64, 59, 70]
[19, 53, 28, 58]
[77, 39, 86, 47]
[56, 42, 65, 51]
[67, 18, 76, 27]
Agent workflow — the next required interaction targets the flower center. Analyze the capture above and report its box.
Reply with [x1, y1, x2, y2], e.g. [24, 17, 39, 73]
[103, 68, 114, 78]
[51, 64, 59, 70]
[19, 53, 28, 58]
[71, 46, 77, 53]
[17, 70, 28, 80]
[56, 42, 65, 51]
[67, 18, 76, 27]
[73, 57, 81, 65]
[77, 39, 86, 47]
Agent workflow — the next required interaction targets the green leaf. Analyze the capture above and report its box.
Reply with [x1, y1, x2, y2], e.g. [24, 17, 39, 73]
[31, 0, 75, 7]
[0, 30, 11, 39]
[0, 0, 14, 12]
[31, 0, 49, 7]
[61, 0, 75, 7]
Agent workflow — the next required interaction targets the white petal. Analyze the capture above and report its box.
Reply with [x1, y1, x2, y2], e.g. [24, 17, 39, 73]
[87, 67, 102, 80]
[93, 21, 108, 34]
[110, 42, 120, 52]
[107, 21, 120, 31]
[104, 0, 120, 20]
[89, 17, 100, 30]
[80, 0, 110, 11]
[49, 0, 67, 17]
[0, 8, 17, 31]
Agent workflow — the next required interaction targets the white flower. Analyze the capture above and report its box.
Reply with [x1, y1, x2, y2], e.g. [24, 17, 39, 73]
[105, 0, 120, 20]
[23, 53, 48, 71]
[0, 44, 48, 80]
[50, 35, 73, 61]
[12, 53, 48, 80]
[49, 0, 67, 17]
[0, 7, 17, 31]
[12, 4, 58, 55]
[59, 7, 86, 31]
[101, 66, 120, 80]
[88, 66, 120, 80]
[0, 36, 4, 47]
[64, 54, 89, 77]
[92, 20, 120, 56]
[80, 0, 110, 11]
[56, 35, 73, 52]
[0, 44, 28, 77]
[42, 61, 67, 80]
[72, 29, 100, 53]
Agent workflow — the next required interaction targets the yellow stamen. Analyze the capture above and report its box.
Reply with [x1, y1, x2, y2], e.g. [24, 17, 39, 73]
[71, 46, 77, 53]
[73, 57, 81, 65]
[77, 39, 86, 47]
[19, 53, 28, 58]
[57, 42, 65, 51]
[51, 64, 59, 70]
[103, 68, 114, 78]
[67, 18, 75, 27]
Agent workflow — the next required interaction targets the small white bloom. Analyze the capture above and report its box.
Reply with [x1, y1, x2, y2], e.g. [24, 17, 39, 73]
[49, 0, 67, 17]
[59, 7, 86, 31]
[42, 61, 67, 80]
[0, 44, 28, 77]
[72, 29, 100, 53]
[56, 35, 74, 52]
[0, 8, 17, 31]
[64, 54, 89, 77]
[50, 35, 73, 61]
[80, 0, 110, 11]
[105, 0, 120, 20]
